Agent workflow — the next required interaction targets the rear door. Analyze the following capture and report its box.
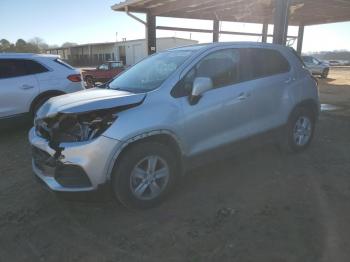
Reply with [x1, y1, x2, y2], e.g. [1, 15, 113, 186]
[0, 59, 40, 118]
[240, 48, 294, 132]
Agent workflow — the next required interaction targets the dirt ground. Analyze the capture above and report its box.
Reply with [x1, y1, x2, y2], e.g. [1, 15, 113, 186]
[0, 68, 350, 262]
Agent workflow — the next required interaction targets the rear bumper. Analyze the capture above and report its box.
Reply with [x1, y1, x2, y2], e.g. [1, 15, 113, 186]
[29, 127, 121, 192]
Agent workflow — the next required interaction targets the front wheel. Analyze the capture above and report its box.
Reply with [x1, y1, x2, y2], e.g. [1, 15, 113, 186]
[280, 107, 316, 153]
[321, 68, 329, 79]
[112, 142, 178, 209]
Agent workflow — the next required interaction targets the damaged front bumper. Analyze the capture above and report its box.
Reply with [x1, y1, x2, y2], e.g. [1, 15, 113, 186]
[29, 127, 121, 192]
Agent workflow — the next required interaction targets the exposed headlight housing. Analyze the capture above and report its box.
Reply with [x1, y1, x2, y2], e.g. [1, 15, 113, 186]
[35, 110, 117, 144]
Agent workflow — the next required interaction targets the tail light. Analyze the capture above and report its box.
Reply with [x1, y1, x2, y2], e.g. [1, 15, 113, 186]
[67, 74, 82, 82]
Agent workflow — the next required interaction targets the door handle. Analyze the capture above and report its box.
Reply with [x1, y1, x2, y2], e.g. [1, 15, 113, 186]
[20, 84, 34, 90]
[237, 92, 251, 101]
[225, 92, 250, 107]
[284, 77, 295, 84]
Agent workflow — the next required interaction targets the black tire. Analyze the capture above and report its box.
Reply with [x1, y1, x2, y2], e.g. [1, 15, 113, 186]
[111, 142, 178, 209]
[279, 107, 316, 153]
[85, 76, 95, 87]
[321, 68, 329, 79]
[31, 96, 53, 117]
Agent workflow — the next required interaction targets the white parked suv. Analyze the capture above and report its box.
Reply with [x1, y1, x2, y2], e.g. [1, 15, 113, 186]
[0, 53, 84, 123]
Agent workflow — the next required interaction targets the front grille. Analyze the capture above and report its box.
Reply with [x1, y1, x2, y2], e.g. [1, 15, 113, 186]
[32, 147, 92, 188]
[55, 165, 92, 188]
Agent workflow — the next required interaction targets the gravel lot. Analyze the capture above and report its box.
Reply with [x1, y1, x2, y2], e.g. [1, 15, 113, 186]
[1, 68, 350, 262]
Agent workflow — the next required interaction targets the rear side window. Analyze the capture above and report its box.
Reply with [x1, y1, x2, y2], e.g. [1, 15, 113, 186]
[245, 48, 290, 79]
[26, 60, 49, 74]
[0, 60, 26, 78]
[54, 58, 75, 70]
[0, 59, 49, 79]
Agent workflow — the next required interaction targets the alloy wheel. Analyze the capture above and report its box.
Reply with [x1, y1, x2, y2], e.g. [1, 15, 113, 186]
[130, 155, 170, 200]
[293, 116, 312, 146]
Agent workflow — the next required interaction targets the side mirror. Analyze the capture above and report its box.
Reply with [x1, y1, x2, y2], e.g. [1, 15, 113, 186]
[189, 77, 213, 105]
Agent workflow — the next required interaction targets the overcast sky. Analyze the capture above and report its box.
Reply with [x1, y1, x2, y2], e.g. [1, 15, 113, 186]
[1, 0, 350, 52]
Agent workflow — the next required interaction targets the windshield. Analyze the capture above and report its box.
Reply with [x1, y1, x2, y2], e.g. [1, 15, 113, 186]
[108, 50, 193, 93]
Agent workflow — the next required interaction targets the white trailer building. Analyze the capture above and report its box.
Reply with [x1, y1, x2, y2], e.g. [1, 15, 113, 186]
[46, 37, 197, 66]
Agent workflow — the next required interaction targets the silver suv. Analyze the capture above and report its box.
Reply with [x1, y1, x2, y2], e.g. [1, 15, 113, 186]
[302, 55, 330, 79]
[29, 42, 319, 209]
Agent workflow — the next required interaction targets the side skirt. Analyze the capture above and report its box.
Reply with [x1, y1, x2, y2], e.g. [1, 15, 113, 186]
[183, 125, 286, 172]
[0, 113, 32, 130]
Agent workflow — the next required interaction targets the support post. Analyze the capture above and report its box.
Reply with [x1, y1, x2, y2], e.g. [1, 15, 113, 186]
[262, 23, 268, 43]
[296, 24, 304, 55]
[146, 13, 156, 55]
[89, 45, 92, 65]
[273, 0, 290, 45]
[213, 20, 219, 42]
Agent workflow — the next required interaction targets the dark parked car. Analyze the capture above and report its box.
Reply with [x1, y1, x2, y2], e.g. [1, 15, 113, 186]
[82, 61, 124, 87]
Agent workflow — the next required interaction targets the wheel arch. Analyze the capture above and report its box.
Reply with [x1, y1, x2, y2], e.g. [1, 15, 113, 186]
[29, 90, 65, 115]
[288, 99, 319, 122]
[107, 131, 185, 180]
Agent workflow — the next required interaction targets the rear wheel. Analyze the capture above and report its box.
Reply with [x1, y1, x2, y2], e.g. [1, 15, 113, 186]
[112, 142, 178, 209]
[280, 107, 316, 153]
[31, 95, 54, 117]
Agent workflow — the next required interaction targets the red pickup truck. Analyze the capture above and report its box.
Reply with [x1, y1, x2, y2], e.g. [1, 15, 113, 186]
[82, 61, 125, 87]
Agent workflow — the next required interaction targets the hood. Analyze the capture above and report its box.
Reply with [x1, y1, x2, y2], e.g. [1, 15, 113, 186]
[36, 88, 146, 118]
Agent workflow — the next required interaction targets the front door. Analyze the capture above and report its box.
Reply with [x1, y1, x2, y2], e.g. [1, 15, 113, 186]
[177, 48, 254, 157]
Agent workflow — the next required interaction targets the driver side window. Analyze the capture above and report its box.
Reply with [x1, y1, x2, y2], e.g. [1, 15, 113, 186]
[98, 63, 109, 70]
[172, 49, 240, 97]
[312, 58, 320, 65]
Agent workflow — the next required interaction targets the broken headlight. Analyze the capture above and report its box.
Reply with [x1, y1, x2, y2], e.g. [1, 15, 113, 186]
[36, 110, 117, 143]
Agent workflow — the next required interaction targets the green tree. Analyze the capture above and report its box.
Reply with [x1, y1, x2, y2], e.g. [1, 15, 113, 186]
[0, 39, 16, 52]
[29, 37, 49, 50]
[15, 39, 27, 52]
[15, 39, 39, 53]
[0, 39, 11, 50]
[0, 38, 55, 53]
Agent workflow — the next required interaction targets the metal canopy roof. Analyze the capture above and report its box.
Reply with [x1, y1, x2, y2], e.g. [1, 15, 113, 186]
[111, 0, 350, 26]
